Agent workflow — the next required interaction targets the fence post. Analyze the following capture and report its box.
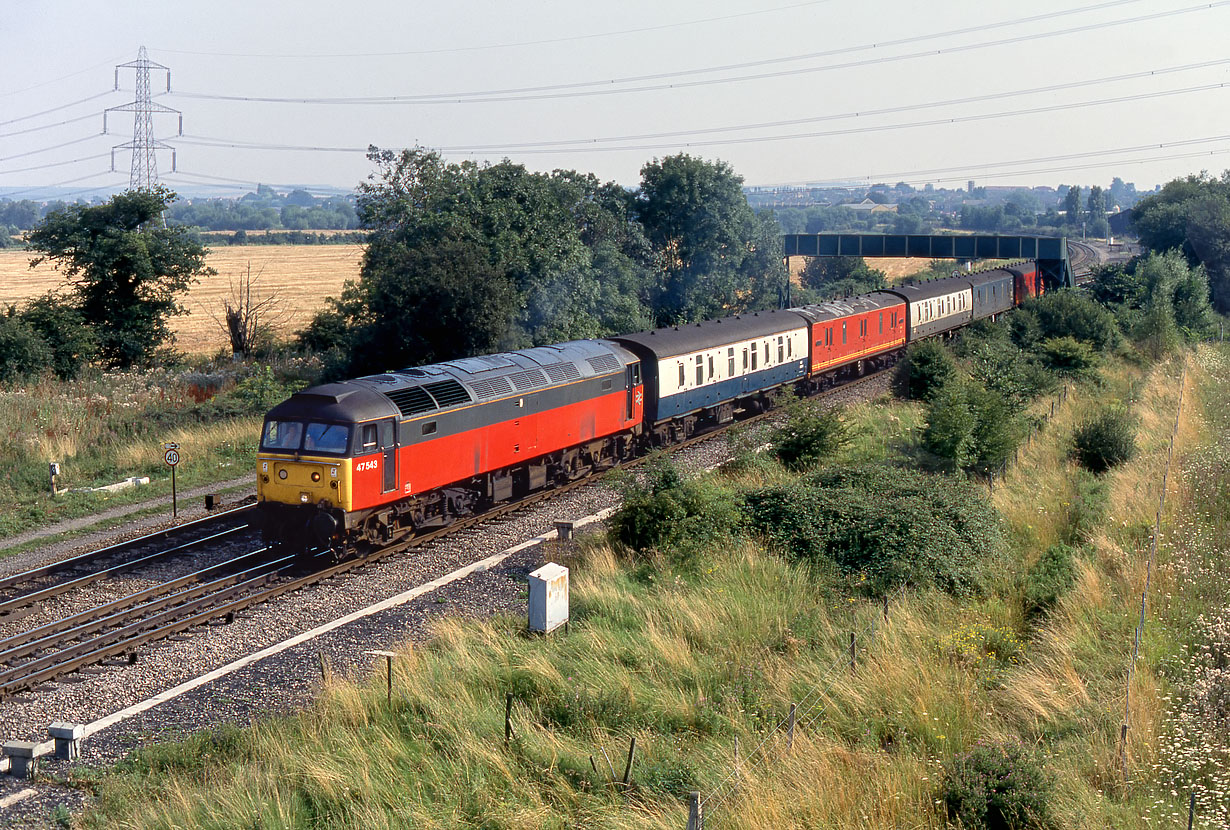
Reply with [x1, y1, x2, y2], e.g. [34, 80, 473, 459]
[849, 632, 856, 671]
[505, 692, 515, 744]
[687, 792, 702, 830]
[622, 736, 637, 787]
[1188, 791, 1196, 830]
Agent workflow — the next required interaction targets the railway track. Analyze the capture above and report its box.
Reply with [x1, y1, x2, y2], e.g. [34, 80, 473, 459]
[1067, 240, 1099, 283]
[0, 505, 257, 620]
[0, 370, 888, 701]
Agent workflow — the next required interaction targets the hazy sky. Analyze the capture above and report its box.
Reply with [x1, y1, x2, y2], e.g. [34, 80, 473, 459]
[3, 0, 1229, 199]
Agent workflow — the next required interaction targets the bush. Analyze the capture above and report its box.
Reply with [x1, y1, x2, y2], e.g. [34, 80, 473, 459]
[1024, 543, 1078, 617]
[1024, 290, 1120, 351]
[942, 739, 1053, 829]
[1039, 336, 1098, 378]
[893, 338, 957, 401]
[771, 402, 851, 470]
[608, 458, 742, 563]
[962, 335, 1056, 405]
[20, 293, 96, 379]
[1071, 408, 1137, 473]
[744, 464, 1001, 596]
[0, 311, 52, 383]
[923, 379, 1023, 474]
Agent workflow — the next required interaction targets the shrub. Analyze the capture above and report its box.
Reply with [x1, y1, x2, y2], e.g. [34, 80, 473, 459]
[1024, 289, 1120, 351]
[923, 379, 1023, 474]
[1071, 408, 1137, 473]
[942, 739, 1053, 829]
[892, 338, 957, 401]
[940, 622, 1023, 688]
[771, 402, 850, 470]
[1024, 543, 1078, 617]
[1039, 336, 1098, 378]
[963, 336, 1056, 405]
[0, 311, 52, 383]
[744, 463, 1001, 596]
[608, 458, 742, 562]
[20, 293, 96, 379]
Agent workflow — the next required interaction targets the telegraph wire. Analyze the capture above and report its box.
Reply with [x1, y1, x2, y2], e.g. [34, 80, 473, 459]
[165, 0, 1224, 105]
[0, 135, 101, 164]
[0, 153, 111, 176]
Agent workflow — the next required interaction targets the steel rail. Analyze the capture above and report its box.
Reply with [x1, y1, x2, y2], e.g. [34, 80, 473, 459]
[0, 525, 254, 617]
[0, 503, 255, 594]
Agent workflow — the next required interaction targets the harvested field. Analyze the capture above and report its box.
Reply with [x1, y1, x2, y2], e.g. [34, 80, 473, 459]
[0, 244, 363, 354]
[787, 255, 935, 286]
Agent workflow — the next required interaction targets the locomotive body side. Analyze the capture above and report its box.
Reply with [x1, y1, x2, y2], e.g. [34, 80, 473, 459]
[257, 339, 643, 547]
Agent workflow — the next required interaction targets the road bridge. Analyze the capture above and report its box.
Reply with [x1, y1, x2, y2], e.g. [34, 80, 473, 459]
[782, 233, 1074, 289]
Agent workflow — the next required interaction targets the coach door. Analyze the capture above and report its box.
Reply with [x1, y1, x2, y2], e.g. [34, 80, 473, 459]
[379, 419, 397, 493]
[626, 362, 641, 421]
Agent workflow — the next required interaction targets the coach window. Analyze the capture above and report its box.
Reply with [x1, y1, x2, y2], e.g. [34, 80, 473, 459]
[421, 421, 437, 436]
[841, 320, 847, 344]
[751, 347, 758, 370]
[879, 313, 884, 334]
[696, 355, 704, 386]
[708, 355, 715, 379]
[728, 347, 735, 376]
[742, 348, 749, 370]
[361, 424, 378, 453]
[678, 363, 685, 388]
[763, 342, 769, 365]
[777, 336, 784, 363]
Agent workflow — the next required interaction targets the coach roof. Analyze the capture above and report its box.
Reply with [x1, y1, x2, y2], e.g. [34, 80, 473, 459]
[611, 309, 806, 359]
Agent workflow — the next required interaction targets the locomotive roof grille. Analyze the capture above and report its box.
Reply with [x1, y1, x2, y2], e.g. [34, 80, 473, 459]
[423, 379, 472, 408]
[385, 386, 436, 416]
[509, 369, 547, 391]
[586, 354, 621, 374]
[470, 376, 514, 399]
[544, 362, 581, 383]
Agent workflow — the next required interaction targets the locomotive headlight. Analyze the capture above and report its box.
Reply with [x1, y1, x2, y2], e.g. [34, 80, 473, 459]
[311, 471, 321, 483]
[262, 475, 269, 484]
[278, 469, 288, 480]
[300, 493, 310, 503]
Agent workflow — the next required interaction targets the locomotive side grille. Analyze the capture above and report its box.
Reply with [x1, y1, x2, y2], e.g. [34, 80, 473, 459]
[385, 386, 436, 416]
[544, 362, 581, 384]
[424, 379, 472, 408]
[470, 376, 514, 399]
[586, 354, 621, 374]
[509, 369, 547, 391]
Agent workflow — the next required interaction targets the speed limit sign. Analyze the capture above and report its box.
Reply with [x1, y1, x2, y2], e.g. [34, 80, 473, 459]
[164, 448, 180, 467]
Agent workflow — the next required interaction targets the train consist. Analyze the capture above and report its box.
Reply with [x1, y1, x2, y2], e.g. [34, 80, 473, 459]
[256, 262, 1040, 550]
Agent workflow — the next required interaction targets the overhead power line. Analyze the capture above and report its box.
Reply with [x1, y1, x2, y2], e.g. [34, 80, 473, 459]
[171, 79, 1229, 157]
[0, 91, 116, 127]
[165, 0, 1224, 105]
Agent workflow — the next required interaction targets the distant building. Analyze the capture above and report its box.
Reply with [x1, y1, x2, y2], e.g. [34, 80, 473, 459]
[844, 198, 897, 214]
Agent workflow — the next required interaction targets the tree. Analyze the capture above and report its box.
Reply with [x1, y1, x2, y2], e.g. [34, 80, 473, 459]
[799, 256, 886, 299]
[636, 154, 782, 324]
[26, 187, 211, 367]
[1063, 185, 1083, 227]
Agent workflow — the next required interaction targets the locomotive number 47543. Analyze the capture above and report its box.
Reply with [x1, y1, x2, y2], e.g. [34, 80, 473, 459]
[356, 459, 380, 472]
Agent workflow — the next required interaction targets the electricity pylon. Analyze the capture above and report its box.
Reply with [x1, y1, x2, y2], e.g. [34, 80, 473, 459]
[104, 46, 181, 190]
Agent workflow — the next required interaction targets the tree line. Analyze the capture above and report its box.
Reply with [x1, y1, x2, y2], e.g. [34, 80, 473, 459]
[300, 148, 785, 377]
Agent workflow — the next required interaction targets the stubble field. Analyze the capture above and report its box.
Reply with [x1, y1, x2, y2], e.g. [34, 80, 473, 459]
[0, 244, 363, 354]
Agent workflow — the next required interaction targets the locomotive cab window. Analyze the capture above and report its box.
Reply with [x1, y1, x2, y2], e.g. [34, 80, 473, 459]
[303, 423, 350, 455]
[261, 420, 303, 452]
[630, 363, 641, 385]
[421, 421, 437, 436]
[361, 424, 378, 451]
